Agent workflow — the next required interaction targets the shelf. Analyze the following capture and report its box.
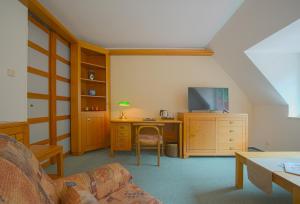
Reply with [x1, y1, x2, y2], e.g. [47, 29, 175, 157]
[81, 78, 106, 84]
[81, 61, 106, 69]
[81, 95, 106, 99]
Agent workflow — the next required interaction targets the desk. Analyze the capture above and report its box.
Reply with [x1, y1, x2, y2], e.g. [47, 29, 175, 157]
[110, 119, 183, 158]
[235, 152, 300, 204]
[30, 145, 64, 178]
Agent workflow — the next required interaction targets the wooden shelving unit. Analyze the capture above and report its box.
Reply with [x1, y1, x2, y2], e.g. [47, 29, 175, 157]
[71, 40, 110, 155]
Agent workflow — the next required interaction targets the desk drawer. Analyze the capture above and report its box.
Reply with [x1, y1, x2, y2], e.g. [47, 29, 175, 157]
[111, 123, 131, 151]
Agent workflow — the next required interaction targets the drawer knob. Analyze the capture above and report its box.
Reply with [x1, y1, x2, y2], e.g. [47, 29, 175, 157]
[229, 130, 234, 133]
[229, 138, 234, 142]
[87, 118, 91, 121]
[229, 121, 233, 124]
[229, 147, 233, 150]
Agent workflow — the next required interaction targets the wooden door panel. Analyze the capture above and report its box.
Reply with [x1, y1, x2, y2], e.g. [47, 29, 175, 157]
[86, 115, 105, 150]
[188, 118, 216, 150]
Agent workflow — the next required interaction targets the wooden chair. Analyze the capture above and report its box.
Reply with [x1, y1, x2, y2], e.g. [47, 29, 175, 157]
[133, 123, 165, 166]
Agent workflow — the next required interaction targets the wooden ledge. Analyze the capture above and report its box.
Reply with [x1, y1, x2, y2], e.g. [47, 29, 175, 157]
[109, 49, 214, 56]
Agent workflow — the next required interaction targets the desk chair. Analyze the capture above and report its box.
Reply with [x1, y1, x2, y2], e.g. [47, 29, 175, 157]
[133, 123, 165, 166]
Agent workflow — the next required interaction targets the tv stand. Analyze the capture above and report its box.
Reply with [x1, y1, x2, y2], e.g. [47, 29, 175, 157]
[178, 112, 248, 158]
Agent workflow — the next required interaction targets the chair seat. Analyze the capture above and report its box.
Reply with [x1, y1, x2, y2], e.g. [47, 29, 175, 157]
[139, 134, 163, 145]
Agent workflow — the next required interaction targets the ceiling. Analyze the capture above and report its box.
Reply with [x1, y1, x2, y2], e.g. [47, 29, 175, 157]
[38, 0, 243, 48]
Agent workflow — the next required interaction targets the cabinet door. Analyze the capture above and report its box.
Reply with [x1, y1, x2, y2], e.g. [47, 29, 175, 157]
[85, 113, 105, 151]
[187, 117, 216, 152]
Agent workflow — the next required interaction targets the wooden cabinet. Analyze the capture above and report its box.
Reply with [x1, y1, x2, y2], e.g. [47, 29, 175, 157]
[81, 112, 106, 152]
[110, 123, 131, 151]
[178, 113, 248, 157]
[71, 41, 110, 155]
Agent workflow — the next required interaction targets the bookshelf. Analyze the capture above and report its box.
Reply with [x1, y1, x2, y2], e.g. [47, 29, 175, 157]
[71, 41, 110, 155]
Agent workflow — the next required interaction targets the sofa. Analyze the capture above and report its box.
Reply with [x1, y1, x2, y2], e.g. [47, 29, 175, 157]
[0, 135, 162, 204]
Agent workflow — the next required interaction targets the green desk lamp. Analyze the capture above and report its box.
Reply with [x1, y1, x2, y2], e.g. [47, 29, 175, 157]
[118, 101, 130, 119]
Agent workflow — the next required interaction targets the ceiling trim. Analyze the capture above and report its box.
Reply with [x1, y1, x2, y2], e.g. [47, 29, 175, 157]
[109, 49, 214, 56]
[19, 0, 77, 43]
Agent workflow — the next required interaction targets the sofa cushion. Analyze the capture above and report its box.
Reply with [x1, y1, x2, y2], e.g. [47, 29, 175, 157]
[55, 163, 132, 200]
[0, 135, 58, 204]
[61, 181, 98, 204]
[99, 183, 162, 204]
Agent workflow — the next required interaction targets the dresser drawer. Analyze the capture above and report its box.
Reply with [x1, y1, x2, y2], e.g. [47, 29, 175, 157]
[217, 119, 244, 127]
[217, 142, 243, 151]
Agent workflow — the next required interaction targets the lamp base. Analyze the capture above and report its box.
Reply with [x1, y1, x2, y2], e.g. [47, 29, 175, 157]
[119, 112, 127, 119]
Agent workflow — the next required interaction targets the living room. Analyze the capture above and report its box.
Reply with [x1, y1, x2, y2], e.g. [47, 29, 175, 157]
[0, 0, 300, 204]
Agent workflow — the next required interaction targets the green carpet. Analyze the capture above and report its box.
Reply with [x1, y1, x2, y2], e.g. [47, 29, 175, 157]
[47, 149, 291, 204]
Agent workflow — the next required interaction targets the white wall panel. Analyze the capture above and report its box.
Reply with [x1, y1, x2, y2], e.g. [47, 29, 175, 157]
[56, 80, 70, 96]
[57, 119, 70, 136]
[28, 99, 48, 118]
[56, 101, 70, 116]
[58, 137, 70, 153]
[56, 40, 70, 60]
[28, 73, 48, 94]
[56, 60, 70, 79]
[28, 47, 48, 72]
[30, 122, 49, 143]
[28, 21, 49, 50]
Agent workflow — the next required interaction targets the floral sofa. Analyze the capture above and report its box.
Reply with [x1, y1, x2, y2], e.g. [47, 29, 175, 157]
[0, 135, 162, 204]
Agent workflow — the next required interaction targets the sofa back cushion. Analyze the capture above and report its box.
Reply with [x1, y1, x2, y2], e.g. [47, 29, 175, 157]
[0, 135, 58, 204]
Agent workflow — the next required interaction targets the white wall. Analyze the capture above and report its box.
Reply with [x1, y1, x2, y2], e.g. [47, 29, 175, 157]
[110, 55, 252, 121]
[0, 0, 28, 121]
[209, 0, 300, 150]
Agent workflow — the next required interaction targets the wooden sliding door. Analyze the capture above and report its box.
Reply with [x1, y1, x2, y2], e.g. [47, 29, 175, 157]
[27, 15, 71, 154]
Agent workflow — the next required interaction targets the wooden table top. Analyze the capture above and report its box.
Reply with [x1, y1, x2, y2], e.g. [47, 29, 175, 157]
[111, 118, 182, 124]
[236, 151, 300, 187]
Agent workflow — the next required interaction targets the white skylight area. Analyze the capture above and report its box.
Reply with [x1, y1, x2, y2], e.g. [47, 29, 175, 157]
[245, 19, 300, 117]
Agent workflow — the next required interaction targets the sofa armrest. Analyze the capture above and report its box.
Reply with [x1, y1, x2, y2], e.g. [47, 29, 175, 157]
[55, 163, 132, 200]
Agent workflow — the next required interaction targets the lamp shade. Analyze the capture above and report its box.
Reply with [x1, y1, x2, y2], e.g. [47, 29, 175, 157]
[118, 101, 130, 107]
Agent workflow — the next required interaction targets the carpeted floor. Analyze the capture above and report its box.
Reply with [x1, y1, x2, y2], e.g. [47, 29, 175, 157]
[47, 149, 291, 204]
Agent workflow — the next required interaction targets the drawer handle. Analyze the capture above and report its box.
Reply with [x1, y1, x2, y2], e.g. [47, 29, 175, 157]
[229, 130, 234, 133]
[229, 147, 233, 150]
[119, 126, 125, 129]
[229, 138, 234, 142]
[229, 121, 234, 124]
[87, 118, 91, 121]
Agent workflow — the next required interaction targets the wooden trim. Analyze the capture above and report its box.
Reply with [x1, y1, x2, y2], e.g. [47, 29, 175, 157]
[58, 133, 70, 141]
[56, 96, 71, 101]
[41, 160, 51, 168]
[57, 55, 70, 65]
[28, 40, 49, 56]
[28, 66, 49, 78]
[32, 139, 49, 145]
[28, 117, 49, 124]
[56, 75, 70, 83]
[49, 32, 57, 145]
[79, 40, 108, 54]
[109, 49, 214, 56]
[28, 92, 49, 100]
[28, 15, 49, 34]
[56, 115, 71, 121]
[63, 151, 70, 158]
[20, 0, 77, 43]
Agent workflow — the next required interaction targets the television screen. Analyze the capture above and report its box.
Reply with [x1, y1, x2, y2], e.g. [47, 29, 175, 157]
[188, 87, 229, 112]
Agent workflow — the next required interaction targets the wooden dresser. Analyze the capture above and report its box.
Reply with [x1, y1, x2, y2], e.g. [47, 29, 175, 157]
[178, 113, 248, 158]
[0, 122, 29, 146]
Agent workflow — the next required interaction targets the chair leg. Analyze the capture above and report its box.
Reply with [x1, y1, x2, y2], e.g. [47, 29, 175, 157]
[161, 143, 165, 156]
[157, 142, 160, 167]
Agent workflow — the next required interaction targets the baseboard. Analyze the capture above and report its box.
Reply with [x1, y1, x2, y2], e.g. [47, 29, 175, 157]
[248, 146, 263, 152]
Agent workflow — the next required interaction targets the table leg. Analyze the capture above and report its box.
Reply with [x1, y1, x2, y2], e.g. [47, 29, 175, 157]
[179, 123, 183, 158]
[293, 187, 300, 204]
[235, 154, 244, 189]
[56, 151, 64, 177]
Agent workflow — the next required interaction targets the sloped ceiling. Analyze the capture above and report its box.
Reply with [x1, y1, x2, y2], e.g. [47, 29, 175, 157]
[38, 0, 243, 48]
[209, 0, 300, 105]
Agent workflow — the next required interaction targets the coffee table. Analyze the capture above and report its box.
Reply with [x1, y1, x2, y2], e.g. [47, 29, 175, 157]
[235, 152, 300, 204]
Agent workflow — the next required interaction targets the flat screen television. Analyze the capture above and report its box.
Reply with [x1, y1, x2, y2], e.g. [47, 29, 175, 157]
[188, 87, 229, 112]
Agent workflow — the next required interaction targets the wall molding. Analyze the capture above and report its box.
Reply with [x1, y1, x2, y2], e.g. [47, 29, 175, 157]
[109, 49, 214, 56]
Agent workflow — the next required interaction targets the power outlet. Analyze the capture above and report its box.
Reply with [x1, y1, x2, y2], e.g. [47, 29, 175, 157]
[7, 69, 16, 77]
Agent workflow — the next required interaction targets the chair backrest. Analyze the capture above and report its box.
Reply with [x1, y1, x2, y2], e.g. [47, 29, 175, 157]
[133, 123, 165, 140]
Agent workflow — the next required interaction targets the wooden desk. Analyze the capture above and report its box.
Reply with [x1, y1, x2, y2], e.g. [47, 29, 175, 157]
[235, 152, 300, 204]
[110, 119, 183, 157]
[30, 145, 64, 178]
